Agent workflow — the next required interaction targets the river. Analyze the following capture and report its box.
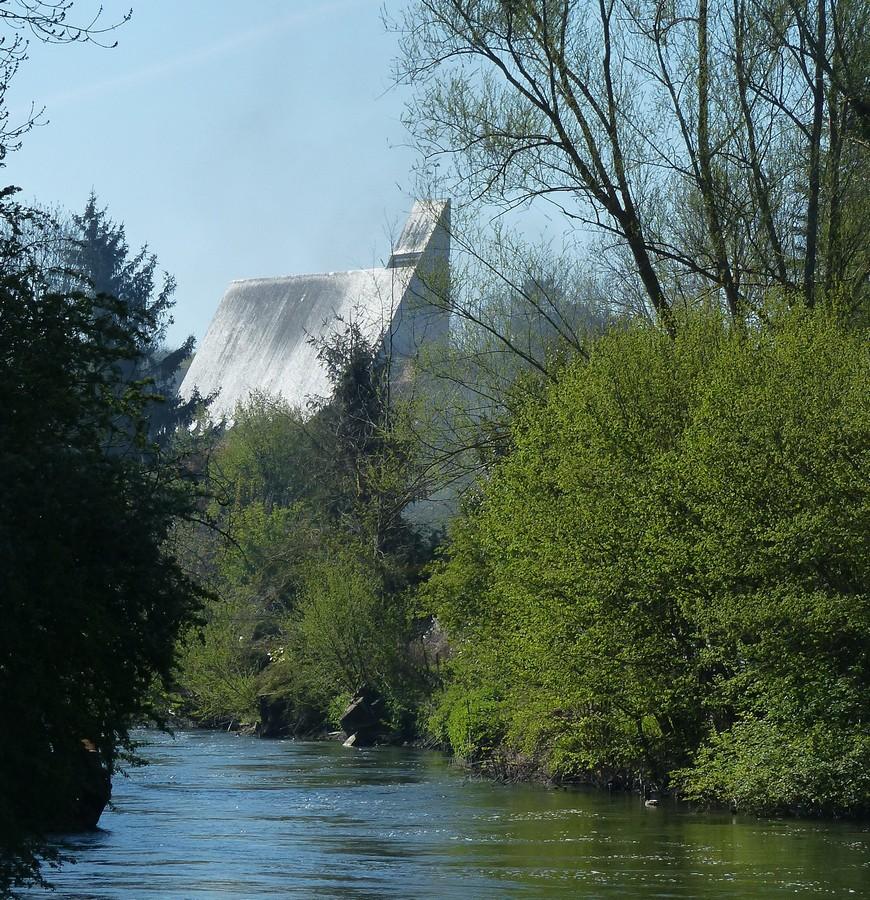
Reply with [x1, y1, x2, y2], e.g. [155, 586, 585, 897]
[32, 729, 868, 898]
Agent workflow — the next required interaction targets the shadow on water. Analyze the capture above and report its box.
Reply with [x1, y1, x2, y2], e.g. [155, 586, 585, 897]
[27, 729, 870, 898]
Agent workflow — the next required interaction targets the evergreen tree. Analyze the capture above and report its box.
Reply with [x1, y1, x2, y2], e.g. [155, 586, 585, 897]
[66, 194, 208, 446]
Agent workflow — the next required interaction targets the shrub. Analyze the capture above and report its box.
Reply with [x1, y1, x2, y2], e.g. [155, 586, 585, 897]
[425, 307, 869, 814]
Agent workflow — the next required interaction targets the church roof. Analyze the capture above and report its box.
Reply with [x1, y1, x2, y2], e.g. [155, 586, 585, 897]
[180, 200, 449, 420]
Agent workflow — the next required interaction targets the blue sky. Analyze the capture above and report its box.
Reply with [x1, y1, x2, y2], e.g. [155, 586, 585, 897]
[3, 0, 418, 346]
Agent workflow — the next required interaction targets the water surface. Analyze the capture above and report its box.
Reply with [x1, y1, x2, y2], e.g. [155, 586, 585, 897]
[36, 730, 869, 897]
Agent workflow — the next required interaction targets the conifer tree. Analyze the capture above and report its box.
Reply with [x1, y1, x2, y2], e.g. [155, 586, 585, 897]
[66, 194, 208, 446]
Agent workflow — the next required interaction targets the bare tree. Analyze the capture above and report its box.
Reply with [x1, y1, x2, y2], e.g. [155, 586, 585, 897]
[389, 0, 868, 324]
[404, 209, 615, 493]
[0, 1, 131, 160]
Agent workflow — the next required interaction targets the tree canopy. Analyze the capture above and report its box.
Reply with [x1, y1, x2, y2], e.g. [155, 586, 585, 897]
[393, 0, 869, 322]
[425, 306, 869, 815]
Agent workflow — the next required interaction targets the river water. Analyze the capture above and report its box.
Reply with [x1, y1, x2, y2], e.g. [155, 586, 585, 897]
[33, 729, 868, 898]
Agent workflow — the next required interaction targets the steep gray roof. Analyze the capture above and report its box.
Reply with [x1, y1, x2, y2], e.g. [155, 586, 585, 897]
[181, 200, 449, 420]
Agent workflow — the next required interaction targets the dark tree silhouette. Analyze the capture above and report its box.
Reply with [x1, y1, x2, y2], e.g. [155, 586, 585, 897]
[0, 193, 204, 895]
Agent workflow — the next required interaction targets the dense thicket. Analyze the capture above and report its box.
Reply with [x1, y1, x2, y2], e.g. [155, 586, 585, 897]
[386, 0, 870, 818]
[424, 307, 869, 816]
[0, 197, 205, 893]
[174, 325, 439, 737]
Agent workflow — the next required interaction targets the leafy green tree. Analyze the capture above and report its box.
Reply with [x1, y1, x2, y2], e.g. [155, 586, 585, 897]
[274, 538, 413, 726]
[175, 322, 438, 736]
[212, 392, 314, 511]
[175, 593, 262, 728]
[425, 306, 869, 814]
[0, 195, 204, 893]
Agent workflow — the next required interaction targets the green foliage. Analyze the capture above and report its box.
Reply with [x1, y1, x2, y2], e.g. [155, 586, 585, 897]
[428, 681, 505, 761]
[175, 594, 261, 727]
[214, 393, 313, 510]
[677, 718, 870, 818]
[0, 195, 204, 892]
[425, 307, 869, 814]
[327, 692, 354, 729]
[292, 544, 406, 695]
[670, 307, 870, 814]
[174, 493, 311, 727]
[174, 324, 437, 738]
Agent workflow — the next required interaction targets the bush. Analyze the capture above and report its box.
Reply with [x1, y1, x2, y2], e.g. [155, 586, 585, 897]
[425, 307, 869, 814]
[428, 682, 505, 761]
[175, 594, 262, 727]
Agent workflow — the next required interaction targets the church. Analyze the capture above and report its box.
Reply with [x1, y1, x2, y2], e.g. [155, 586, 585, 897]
[180, 200, 450, 420]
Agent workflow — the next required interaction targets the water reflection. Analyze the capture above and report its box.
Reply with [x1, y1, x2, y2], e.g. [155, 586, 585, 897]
[29, 730, 869, 898]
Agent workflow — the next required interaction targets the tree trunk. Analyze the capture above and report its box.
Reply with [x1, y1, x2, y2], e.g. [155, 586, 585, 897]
[804, 0, 827, 306]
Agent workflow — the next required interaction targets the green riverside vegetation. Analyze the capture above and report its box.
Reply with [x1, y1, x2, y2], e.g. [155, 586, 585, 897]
[174, 303, 868, 819]
[173, 325, 438, 741]
[423, 306, 869, 817]
[0, 195, 206, 894]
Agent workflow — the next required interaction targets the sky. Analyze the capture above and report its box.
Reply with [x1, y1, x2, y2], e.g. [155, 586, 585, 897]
[3, 0, 420, 347]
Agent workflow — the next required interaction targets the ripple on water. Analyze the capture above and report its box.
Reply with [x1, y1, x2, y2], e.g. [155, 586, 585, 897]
[24, 729, 870, 899]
